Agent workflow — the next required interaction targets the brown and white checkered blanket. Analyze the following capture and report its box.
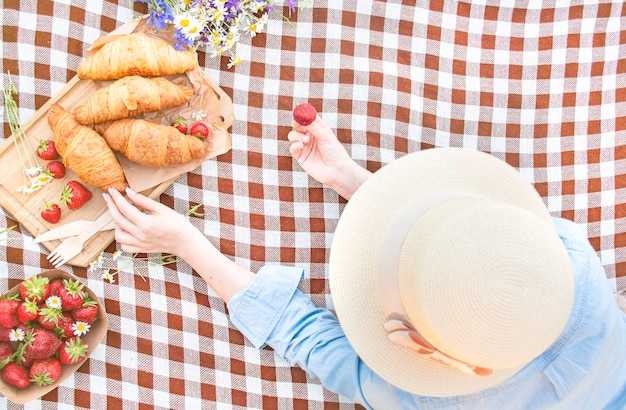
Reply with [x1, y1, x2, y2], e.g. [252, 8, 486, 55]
[1, 1, 624, 408]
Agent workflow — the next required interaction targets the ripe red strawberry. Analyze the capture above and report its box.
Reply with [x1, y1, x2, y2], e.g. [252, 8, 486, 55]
[2, 363, 30, 389]
[38, 307, 63, 330]
[60, 181, 93, 210]
[41, 201, 62, 224]
[71, 304, 98, 325]
[20, 352, 35, 369]
[189, 122, 210, 140]
[0, 325, 11, 342]
[17, 300, 39, 323]
[48, 279, 65, 297]
[0, 342, 13, 365]
[56, 315, 76, 339]
[58, 279, 85, 310]
[36, 139, 58, 160]
[24, 328, 63, 360]
[171, 116, 188, 134]
[293, 103, 317, 126]
[58, 336, 87, 365]
[20, 274, 51, 303]
[29, 357, 62, 386]
[46, 161, 66, 178]
[0, 298, 21, 328]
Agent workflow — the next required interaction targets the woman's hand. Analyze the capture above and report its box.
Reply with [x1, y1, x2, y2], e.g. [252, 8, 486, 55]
[103, 187, 194, 256]
[287, 116, 372, 200]
[103, 187, 255, 302]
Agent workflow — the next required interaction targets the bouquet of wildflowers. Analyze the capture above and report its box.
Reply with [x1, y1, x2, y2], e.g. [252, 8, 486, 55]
[135, 0, 313, 68]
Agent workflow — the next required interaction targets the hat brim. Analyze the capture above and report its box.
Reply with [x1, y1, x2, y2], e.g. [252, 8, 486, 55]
[329, 148, 552, 397]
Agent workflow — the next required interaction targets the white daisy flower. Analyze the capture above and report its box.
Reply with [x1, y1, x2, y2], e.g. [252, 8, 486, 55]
[45, 295, 63, 309]
[72, 321, 91, 336]
[9, 328, 24, 342]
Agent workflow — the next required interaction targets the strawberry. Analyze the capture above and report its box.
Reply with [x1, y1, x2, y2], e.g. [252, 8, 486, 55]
[171, 116, 188, 134]
[293, 103, 317, 126]
[189, 122, 210, 140]
[38, 307, 64, 330]
[58, 336, 87, 365]
[0, 342, 13, 367]
[46, 161, 66, 178]
[60, 181, 92, 210]
[0, 298, 21, 329]
[2, 363, 30, 389]
[58, 279, 85, 310]
[71, 303, 98, 325]
[41, 201, 62, 224]
[29, 357, 62, 386]
[19, 352, 35, 369]
[56, 315, 76, 339]
[0, 326, 11, 342]
[17, 300, 39, 323]
[36, 139, 58, 160]
[48, 279, 65, 297]
[24, 328, 63, 360]
[20, 274, 51, 303]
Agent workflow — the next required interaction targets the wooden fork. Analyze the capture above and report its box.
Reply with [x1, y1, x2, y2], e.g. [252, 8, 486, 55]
[47, 211, 114, 268]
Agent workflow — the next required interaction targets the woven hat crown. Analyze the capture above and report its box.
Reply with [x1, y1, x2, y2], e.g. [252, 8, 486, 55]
[395, 196, 573, 369]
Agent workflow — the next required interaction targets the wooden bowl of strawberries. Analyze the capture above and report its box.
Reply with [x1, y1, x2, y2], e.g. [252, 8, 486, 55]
[0, 269, 107, 403]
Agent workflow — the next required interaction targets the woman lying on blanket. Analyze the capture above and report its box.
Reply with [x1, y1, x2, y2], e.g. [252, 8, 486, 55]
[103, 114, 626, 409]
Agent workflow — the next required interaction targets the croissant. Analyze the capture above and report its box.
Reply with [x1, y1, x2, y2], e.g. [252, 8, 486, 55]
[74, 76, 194, 125]
[47, 104, 128, 192]
[77, 33, 198, 81]
[96, 119, 206, 167]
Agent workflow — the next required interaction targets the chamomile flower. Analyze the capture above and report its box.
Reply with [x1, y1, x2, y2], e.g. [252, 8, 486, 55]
[228, 55, 243, 68]
[191, 110, 207, 121]
[9, 328, 24, 342]
[46, 295, 63, 309]
[25, 167, 42, 177]
[72, 321, 91, 336]
[102, 270, 116, 284]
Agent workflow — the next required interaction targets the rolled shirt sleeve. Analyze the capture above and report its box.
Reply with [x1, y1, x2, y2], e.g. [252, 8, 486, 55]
[227, 264, 404, 409]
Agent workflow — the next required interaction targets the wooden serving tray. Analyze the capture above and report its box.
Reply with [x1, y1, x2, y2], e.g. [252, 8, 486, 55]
[0, 20, 234, 267]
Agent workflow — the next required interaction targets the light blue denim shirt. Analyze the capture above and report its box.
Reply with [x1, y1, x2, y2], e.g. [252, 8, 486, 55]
[228, 218, 626, 409]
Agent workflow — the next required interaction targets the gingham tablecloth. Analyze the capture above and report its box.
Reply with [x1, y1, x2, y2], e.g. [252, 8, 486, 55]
[1, 1, 624, 408]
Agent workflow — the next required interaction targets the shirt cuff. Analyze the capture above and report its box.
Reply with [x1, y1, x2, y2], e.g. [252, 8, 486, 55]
[227, 264, 304, 349]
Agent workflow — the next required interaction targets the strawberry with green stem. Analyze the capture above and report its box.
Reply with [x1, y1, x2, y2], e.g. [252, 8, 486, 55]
[60, 181, 93, 210]
[58, 336, 88, 365]
[29, 357, 62, 386]
[171, 116, 188, 134]
[58, 278, 85, 310]
[17, 299, 39, 323]
[46, 161, 65, 178]
[189, 122, 210, 140]
[71, 295, 99, 325]
[20, 274, 51, 303]
[56, 315, 76, 339]
[41, 200, 62, 224]
[36, 140, 58, 160]
[37, 306, 64, 330]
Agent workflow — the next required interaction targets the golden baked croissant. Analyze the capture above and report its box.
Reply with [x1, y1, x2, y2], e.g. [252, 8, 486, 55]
[77, 33, 198, 81]
[95, 119, 206, 167]
[47, 104, 128, 192]
[74, 76, 194, 125]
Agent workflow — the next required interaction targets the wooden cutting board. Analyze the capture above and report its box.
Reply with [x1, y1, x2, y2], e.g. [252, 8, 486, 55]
[0, 20, 234, 267]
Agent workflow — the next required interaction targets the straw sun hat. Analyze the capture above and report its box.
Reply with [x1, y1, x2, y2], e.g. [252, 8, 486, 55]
[329, 148, 575, 397]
